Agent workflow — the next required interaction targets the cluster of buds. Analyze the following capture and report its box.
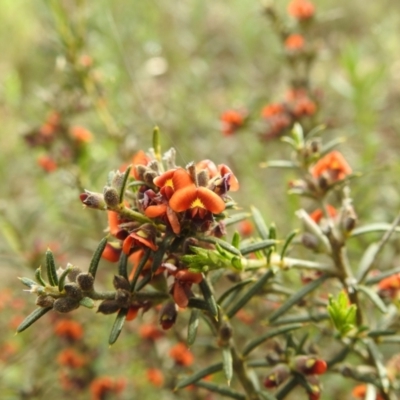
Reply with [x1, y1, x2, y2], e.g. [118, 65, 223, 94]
[264, 354, 327, 400]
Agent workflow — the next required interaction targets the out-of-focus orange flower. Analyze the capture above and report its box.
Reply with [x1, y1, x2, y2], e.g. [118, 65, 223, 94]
[54, 319, 84, 341]
[236, 309, 254, 324]
[9, 315, 24, 330]
[39, 111, 61, 137]
[287, 0, 315, 20]
[352, 384, 384, 400]
[57, 348, 87, 368]
[79, 54, 93, 68]
[285, 34, 305, 50]
[128, 150, 152, 180]
[0, 342, 18, 362]
[293, 97, 317, 117]
[139, 323, 164, 340]
[309, 205, 337, 224]
[378, 273, 400, 299]
[169, 342, 194, 367]
[311, 151, 352, 183]
[238, 220, 254, 236]
[38, 155, 58, 172]
[261, 103, 285, 118]
[90, 376, 126, 400]
[70, 126, 93, 143]
[146, 368, 164, 387]
[220, 110, 246, 136]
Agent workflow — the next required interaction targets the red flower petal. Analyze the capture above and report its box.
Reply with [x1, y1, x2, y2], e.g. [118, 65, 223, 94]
[169, 185, 198, 212]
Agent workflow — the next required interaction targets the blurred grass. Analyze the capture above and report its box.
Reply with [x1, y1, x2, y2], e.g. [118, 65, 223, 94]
[1, 0, 400, 399]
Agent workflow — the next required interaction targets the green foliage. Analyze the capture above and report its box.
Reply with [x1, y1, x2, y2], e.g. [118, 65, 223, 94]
[327, 292, 357, 337]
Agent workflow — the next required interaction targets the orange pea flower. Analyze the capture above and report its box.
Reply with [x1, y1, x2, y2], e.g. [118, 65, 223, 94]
[169, 342, 194, 367]
[378, 273, 400, 299]
[311, 151, 352, 183]
[220, 109, 246, 136]
[287, 0, 315, 20]
[57, 348, 87, 368]
[90, 376, 126, 400]
[37, 155, 57, 172]
[146, 368, 164, 387]
[309, 205, 337, 224]
[171, 270, 203, 308]
[352, 384, 384, 400]
[139, 323, 164, 340]
[261, 103, 285, 118]
[122, 224, 158, 255]
[54, 319, 84, 341]
[70, 126, 93, 143]
[285, 34, 305, 50]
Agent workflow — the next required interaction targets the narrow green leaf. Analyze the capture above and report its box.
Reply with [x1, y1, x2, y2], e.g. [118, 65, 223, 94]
[368, 330, 397, 338]
[291, 123, 304, 147]
[79, 297, 95, 308]
[109, 308, 128, 345]
[321, 137, 346, 155]
[199, 276, 218, 318]
[259, 160, 298, 169]
[281, 136, 298, 148]
[88, 237, 108, 278]
[240, 240, 277, 255]
[46, 249, 58, 286]
[118, 165, 132, 203]
[356, 243, 380, 282]
[227, 270, 274, 319]
[231, 231, 240, 249]
[175, 363, 223, 390]
[135, 271, 152, 291]
[151, 235, 173, 275]
[58, 265, 73, 292]
[152, 126, 161, 161]
[268, 275, 329, 323]
[118, 252, 128, 280]
[280, 230, 299, 260]
[306, 123, 326, 139]
[357, 285, 388, 314]
[187, 297, 211, 311]
[197, 236, 241, 256]
[275, 376, 298, 400]
[242, 324, 302, 356]
[365, 339, 390, 393]
[19, 277, 41, 289]
[187, 308, 200, 346]
[222, 347, 233, 385]
[217, 278, 255, 306]
[34, 267, 47, 286]
[251, 206, 269, 240]
[195, 381, 246, 400]
[224, 213, 251, 227]
[270, 312, 329, 326]
[16, 307, 52, 333]
[130, 248, 151, 291]
[351, 223, 400, 238]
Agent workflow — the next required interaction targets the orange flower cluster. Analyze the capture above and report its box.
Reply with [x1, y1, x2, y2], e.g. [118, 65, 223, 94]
[352, 384, 384, 400]
[146, 368, 164, 387]
[309, 204, 337, 224]
[70, 126, 93, 143]
[169, 342, 194, 367]
[287, 0, 315, 20]
[378, 273, 400, 299]
[311, 151, 352, 187]
[57, 348, 87, 368]
[90, 376, 126, 400]
[220, 109, 246, 136]
[54, 319, 84, 341]
[284, 33, 305, 51]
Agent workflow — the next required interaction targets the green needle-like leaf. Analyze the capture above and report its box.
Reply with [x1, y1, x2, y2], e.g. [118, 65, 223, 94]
[88, 237, 108, 278]
[240, 240, 278, 255]
[118, 165, 132, 203]
[280, 230, 299, 260]
[34, 267, 47, 286]
[251, 206, 269, 240]
[175, 363, 223, 390]
[130, 248, 152, 291]
[46, 249, 58, 286]
[187, 308, 200, 346]
[109, 308, 128, 345]
[268, 274, 329, 323]
[217, 278, 255, 306]
[118, 252, 128, 280]
[357, 285, 388, 314]
[199, 276, 218, 318]
[16, 307, 52, 333]
[58, 265, 73, 292]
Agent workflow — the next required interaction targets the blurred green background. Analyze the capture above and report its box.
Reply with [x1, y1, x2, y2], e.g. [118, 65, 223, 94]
[1, 0, 400, 399]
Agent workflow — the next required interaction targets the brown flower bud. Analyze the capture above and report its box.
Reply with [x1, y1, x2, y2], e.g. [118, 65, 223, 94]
[80, 190, 106, 209]
[36, 295, 55, 308]
[159, 301, 178, 330]
[115, 289, 131, 307]
[64, 283, 83, 300]
[67, 267, 83, 283]
[218, 322, 233, 346]
[76, 273, 95, 291]
[301, 232, 320, 251]
[103, 186, 120, 208]
[113, 275, 131, 291]
[97, 299, 120, 315]
[293, 355, 327, 375]
[264, 364, 290, 388]
[53, 297, 80, 313]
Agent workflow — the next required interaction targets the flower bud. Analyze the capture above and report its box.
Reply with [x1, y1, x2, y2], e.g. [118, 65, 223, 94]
[80, 190, 106, 209]
[293, 355, 327, 375]
[159, 301, 178, 330]
[76, 273, 95, 291]
[64, 283, 83, 300]
[36, 295, 55, 308]
[301, 232, 320, 251]
[113, 275, 131, 291]
[115, 289, 131, 308]
[103, 186, 120, 208]
[97, 299, 120, 315]
[218, 322, 233, 346]
[264, 364, 290, 388]
[53, 297, 80, 313]
[67, 267, 83, 283]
